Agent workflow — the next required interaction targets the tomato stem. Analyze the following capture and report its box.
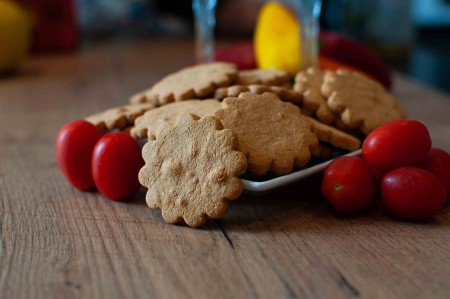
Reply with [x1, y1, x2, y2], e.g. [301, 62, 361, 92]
[335, 184, 342, 191]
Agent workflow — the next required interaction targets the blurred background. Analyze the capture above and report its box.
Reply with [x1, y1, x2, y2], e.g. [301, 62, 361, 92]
[2, 0, 450, 92]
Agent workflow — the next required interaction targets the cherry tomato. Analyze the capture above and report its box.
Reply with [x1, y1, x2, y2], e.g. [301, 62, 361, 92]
[56, 120, 102, 190]
[381, 167, 446, 220]
[321, 156, 375, 213]
[422, 148, 450, 198]
[92, 132, 144, 201]
[369, 166, 385, 189]
[362, 119, 431, 171]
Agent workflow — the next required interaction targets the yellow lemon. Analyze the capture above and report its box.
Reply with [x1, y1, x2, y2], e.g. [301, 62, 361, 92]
[254, 2, 301, 74]
[0, 0, 32, 73]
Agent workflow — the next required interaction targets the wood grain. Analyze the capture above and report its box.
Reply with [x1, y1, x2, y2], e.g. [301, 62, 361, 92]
[0, 39, 449, 299]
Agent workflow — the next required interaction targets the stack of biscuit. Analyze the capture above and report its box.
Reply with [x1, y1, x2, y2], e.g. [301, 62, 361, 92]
[85, 62, 405, 227]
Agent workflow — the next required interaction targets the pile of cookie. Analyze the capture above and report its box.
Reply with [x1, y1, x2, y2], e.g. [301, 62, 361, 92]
[85, 62, 404, 227]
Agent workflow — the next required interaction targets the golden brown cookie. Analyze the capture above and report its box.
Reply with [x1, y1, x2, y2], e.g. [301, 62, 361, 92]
[214, 84, 302, 105]
[130, 62, 238, 105]
[237, 69, 290, 85]
[121, 126, 134, 134]
[294, 67, 337, 125]
[214, 92, 318, 176]
[305, 116, 361, 151]
[139, 113, 247, 227]
[321, 70, 405, 135]
[131, 99, 222, 139]
[85, 103, 157, 132]
[129, 90, 158, 105]
[334, 118, 353, 132]
[311, 143, 334, 160]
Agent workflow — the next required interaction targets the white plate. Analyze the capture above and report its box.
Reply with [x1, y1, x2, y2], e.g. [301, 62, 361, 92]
[241, 149, 362, 194]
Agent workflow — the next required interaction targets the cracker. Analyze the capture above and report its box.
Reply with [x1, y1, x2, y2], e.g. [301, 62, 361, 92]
[214, 92, 318, 176]
[129, 91, 159, 106]
[334, 118, 352, 132]
[237, 69, 290, 85]
[121, 126, 134, 134]
[321, 70, 405, 134]
[214, 85, 302, 105]
[305, 116, 361, 151]
[131, 99, 222, 139]
[139, 113, 247, 227]
[85, 103, 157, 131]
[311, 143, 334, 160]
[294, 67, 337, 125]
[130, 62, 238, 105]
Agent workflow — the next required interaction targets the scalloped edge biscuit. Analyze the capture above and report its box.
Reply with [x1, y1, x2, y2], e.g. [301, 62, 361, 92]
[304, 116, 361, 151]
[85, 102, 157, 132]
[214, 92, 318, 176]
[321, 70, 405, 135]
[131, 99, 222, 139]
[294, 67, 337, 125]
[130, 63, 238, 105]
[310, 143, 334, 160]
[138, 113, 247, 227]
[214, 84, 302, 105]
[237, 69, 291, 86]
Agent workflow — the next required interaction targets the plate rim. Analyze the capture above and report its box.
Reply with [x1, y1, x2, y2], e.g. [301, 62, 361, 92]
[241, 149, 362, 192]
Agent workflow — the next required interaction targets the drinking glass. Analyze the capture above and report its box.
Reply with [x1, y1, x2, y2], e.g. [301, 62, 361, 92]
[192, 0, 217, 63]
[192, 0, 322, 70]
[296, 0, 322, 68]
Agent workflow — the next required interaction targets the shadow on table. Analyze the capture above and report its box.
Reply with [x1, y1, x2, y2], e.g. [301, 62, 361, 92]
[221, 175, 446, 232]
[122, 175, 448, 231]
[0, 67, 42, 80]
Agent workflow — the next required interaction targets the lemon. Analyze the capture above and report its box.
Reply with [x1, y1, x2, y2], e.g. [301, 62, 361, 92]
[0, 0, 32, 73]
[254, 2, 301, 74]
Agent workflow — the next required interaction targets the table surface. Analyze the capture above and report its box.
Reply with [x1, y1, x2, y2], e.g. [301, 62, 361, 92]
[0, 39, 449, 299]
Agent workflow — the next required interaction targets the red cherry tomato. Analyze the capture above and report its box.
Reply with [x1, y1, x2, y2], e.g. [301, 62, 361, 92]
[56, 120, 102, 190]
[381, 167, 447, 220]
[321, 156, 375, 213]
[362, 119, 431, 171]
[422, 148, 450, 198]
[369, 166, 385, 189]
[92, 132, 144, 201]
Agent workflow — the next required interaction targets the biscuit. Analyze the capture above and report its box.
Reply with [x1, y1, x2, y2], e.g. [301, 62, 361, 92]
[311, 143, 333, 160]
[85, 103, 157, 132]
[321, 70, 405, 135]
[214, 85, 302, 105]
[305, 116, 361, 151]
[121, 126, 133, 134]
[131, 99, 222, 139]
[130, 62, 238, 105]
[129, 90, 158, 105]
[334, 118, 352, 132]
[294, 67, 337, 125]
[214, 92, 318, 176]
[139, 113, 247, 227]
[237, 69, 290, 86]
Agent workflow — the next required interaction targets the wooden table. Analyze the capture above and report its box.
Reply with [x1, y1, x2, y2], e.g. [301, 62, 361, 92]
[1, 39, 449, 299]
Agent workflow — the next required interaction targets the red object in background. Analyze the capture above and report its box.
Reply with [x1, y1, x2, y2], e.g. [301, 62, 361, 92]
[215, 36, 391, 90]
[319, 56, 385, 87]
[319, 31, 392, 89]
[17, 0, 77, 50]
[318, 56, 361, 73]
[215, 42, 257, 70]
